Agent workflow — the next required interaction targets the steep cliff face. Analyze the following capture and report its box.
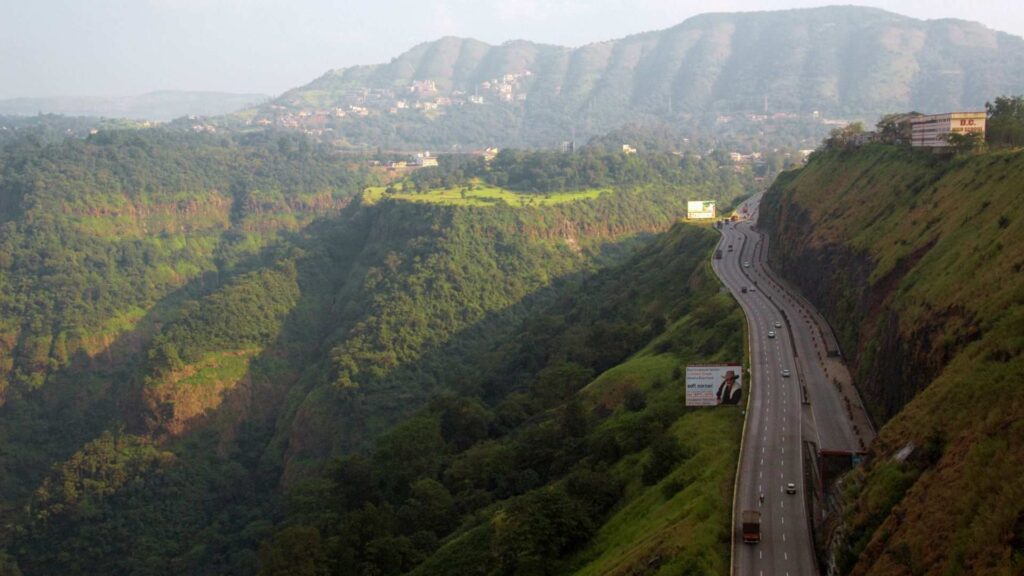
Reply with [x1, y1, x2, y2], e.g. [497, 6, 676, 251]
[760, 145, 1024, 575]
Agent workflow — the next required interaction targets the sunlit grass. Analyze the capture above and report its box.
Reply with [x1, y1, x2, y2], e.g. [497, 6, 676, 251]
[362, 180, 610, 207]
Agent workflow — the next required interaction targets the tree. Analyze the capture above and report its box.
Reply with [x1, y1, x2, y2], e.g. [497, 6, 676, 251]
[641, 432, 684, 485]
[985, 95, 1024, 147]
[0, 551, 22, 576]
[876, 113, 919, 145]
[257, 526, 327, 576]
[944, 131, 985, 155]
[824, 122, 865, 149]
[491, 489, 594, 575]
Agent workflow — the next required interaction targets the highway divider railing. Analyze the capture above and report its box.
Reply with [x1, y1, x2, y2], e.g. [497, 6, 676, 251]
[752, 232, 842, 358]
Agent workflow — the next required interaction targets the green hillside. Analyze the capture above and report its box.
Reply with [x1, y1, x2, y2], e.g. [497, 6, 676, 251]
[259, 222, 746, 576]
[0, 130, 754, 574]
[760, 145, 1024, 575]
[241, 6, 1024, 148]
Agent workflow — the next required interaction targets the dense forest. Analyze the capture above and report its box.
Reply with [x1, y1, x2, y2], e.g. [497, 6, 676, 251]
[402, 148, 751, 195]
[0, 128, 753, 574]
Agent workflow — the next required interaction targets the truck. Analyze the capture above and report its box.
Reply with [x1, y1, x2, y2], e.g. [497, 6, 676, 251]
[742, 510, 761, 543]
[714, 249, 723, 260]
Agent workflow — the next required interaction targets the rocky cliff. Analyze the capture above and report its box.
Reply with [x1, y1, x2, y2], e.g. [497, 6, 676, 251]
[760, 145, 1024, 575]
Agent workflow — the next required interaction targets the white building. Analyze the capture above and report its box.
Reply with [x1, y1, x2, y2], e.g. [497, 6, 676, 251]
[910, 112, 986, 147]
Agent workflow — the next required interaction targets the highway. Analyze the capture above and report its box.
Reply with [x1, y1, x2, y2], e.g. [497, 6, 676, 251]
[714, 194, 873, 576]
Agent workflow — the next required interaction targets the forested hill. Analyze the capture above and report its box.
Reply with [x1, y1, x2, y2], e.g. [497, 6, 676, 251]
[759, 145, 1024, 574]
[245, 6, 1024, 148]
[0, 130, 754, 574]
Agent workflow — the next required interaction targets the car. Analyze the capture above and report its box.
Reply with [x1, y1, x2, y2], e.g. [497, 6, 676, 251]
[786, 482, 797, 495]
[741, 287, 748, 293]
[743, 261, 750, 268]
[767, 331, 776, 338]
[774, 321, 782, 328]
[781, 369, 791, 378]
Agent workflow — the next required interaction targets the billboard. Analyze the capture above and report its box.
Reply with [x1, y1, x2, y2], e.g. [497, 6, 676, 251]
[686, 363, 743, 406]
[687, 200, 717, 219]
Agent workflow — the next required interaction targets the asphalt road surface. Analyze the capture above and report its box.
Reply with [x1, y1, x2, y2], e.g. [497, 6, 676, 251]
[714, 194, 866, 576]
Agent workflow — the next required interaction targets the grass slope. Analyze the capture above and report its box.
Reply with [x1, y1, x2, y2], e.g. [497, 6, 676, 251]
[762, 145, 1024, 576]
[409, 253, 746, 575]
[363, 182, 609, 207]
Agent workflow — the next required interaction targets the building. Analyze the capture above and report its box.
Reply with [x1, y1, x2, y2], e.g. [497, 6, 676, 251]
[910, 112, 986, 148]
[410, 152, 438, 168]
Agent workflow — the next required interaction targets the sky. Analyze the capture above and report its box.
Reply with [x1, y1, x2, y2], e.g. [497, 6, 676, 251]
[2, 0, 1021, 99]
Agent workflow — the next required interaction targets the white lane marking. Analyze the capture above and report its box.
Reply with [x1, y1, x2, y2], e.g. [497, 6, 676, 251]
[785, 552, 788, 560]
[783, 533, 786, 542]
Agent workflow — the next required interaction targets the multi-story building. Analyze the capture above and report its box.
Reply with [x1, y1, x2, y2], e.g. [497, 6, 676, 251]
[910, 112, 986, 147]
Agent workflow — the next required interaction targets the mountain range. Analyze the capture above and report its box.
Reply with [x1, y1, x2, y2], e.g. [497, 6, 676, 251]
[243, 6, 1024, 148]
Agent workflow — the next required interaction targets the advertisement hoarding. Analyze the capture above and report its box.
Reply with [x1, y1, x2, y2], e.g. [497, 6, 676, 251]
[687, 200, 717, 219]
[686, 363, 743, 406]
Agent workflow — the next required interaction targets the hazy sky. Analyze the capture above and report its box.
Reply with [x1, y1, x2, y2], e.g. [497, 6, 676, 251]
[2, 0, 1021, 99]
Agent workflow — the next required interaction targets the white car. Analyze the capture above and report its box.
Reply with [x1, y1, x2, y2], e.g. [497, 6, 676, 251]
[781, 369, 791, 378]
[786, 482, 797, 495]
[774, 321, 782, 328]
[767, 331, 776, 339]
[743, 261, 751, 268]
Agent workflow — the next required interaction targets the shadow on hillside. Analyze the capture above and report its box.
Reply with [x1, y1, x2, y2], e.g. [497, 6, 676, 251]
[1, 198, 680, 573]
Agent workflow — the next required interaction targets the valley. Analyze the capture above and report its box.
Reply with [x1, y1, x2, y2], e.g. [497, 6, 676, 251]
[3, 5, 1024, 575]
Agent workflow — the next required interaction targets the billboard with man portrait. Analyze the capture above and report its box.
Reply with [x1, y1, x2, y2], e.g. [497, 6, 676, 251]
[685, 363, 743, 406]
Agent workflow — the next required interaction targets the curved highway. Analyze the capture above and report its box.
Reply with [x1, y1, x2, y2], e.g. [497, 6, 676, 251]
[715, 194, 874, 575]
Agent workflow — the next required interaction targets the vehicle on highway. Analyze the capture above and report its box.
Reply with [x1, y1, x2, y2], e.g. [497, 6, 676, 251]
[767, 330, 775, 338]
[715, 249, 723, 260]
[742, 510, 762, 543]
[728, 244, 734, 252]
[786, 482, 797, 495]
[741, 287, 748, 293]
[743, 261, 750, 267]
[774, 321, 782, 328]
[781, 369, 791, 378]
